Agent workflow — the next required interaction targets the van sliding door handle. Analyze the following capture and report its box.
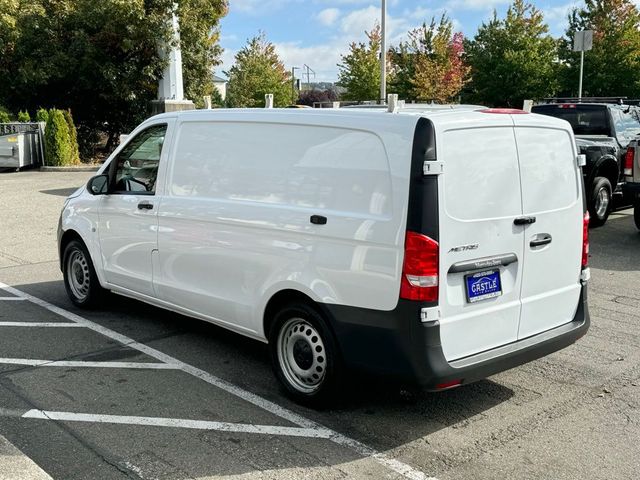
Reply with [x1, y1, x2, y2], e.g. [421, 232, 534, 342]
[137, 201, 154, 210]
[514, 216, 536, 226]
[530, 234, 552, 248]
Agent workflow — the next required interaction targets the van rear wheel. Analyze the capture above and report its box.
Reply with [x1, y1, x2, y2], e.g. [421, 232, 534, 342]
[634, 200, 640, 231]
[62, 239, 104, 308]
[588, 177, 612, 227]
[269, 303, 341, 406]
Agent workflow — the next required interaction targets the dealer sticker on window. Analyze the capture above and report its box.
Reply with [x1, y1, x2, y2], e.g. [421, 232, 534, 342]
[465, 269, 502, 303]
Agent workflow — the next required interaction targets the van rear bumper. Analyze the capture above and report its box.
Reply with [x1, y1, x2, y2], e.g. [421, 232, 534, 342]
[321, 284, 589, 389]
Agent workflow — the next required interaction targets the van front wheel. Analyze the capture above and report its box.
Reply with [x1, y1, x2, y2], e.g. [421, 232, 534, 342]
[269, 303, 341, 406]
[62, 239, 104, 308]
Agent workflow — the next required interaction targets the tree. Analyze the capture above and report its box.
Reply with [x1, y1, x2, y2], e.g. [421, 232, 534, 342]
[0, 0, 226, 157]
[464, 0, 558, 107]
[559, 0, 640, 97]
[389, 16, 469, 103]
[178, 0, 228, 108]
[337, 25, 381, 102]
[17, 110, 30, 122]
[225, 33, 291, 108]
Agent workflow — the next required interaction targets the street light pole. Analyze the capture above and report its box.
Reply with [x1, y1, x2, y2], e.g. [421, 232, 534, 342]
[380, 0, 386, 104]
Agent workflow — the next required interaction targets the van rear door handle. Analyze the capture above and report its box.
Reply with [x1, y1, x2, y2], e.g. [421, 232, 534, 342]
[530, 234, 552, 248]
[137, 201, 154, 210]
[514, 216, 536, 226]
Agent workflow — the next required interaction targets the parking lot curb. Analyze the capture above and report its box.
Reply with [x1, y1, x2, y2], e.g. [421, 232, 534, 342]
[0, 434, 53, 480]
[39, 165, 99, 172]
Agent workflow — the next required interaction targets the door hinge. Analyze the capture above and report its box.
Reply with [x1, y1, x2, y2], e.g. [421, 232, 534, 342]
[580, 267, 590, 283]
[423, 161, 444, 175]
[421, 306, 440, 324]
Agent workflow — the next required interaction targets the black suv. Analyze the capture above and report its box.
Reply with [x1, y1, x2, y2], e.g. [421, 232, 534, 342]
[532, 100, 640, 226]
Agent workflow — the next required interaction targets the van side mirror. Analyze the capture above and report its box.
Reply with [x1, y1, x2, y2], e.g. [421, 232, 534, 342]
[87, 174, 109, 195]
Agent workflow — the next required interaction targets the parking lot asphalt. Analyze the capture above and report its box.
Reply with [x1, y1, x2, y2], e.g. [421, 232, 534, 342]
[0, 170, 639, 480]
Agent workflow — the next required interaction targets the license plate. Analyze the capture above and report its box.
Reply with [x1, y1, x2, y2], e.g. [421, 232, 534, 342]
[465, 269, 502, 303]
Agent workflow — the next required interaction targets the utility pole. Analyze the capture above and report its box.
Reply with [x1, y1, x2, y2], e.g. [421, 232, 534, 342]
[303, 64, 315, 90]
[380, 0, 386, 104]
[291, 66, 299, 104]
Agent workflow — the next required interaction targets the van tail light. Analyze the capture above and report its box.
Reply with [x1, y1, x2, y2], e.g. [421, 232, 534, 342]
[624, 147, 635, 176]
[400, 231, 439, 302]
[582, 212, 590, 268]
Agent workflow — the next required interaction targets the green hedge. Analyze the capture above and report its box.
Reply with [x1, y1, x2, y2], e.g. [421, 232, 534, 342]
[44, 109, 80, 166]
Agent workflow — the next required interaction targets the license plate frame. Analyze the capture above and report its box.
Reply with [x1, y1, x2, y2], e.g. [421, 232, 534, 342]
[465, 269, 502, 303]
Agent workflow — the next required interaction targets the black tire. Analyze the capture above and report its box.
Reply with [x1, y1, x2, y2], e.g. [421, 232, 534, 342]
[62, 239, 104, 308]
[634, 200, 640, 231]
[268, 302, 343, 407]
[588, 176, 613, 227]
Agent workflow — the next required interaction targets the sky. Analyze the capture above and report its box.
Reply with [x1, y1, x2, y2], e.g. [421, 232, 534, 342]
[217, 0, 581, 82]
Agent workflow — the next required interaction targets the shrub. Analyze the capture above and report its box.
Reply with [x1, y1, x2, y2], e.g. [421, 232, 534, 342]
[45, 109, 73, 166]
[17, 110, 30, 122]
[0, 106, 10, 123]
[35, 108, 49, 123]
[62, 109, 80, 163]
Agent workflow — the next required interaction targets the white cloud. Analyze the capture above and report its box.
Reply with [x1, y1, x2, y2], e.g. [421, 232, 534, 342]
[543, 2, 578, 36]
[274, 42, 341, 81]
[317, 8, 341, 26]
[220, 3, 466, 82]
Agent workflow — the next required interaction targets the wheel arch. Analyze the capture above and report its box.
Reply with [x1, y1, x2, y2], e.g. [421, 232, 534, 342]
[59, 229, 84, 270]
[262, 289, 338, 344]
[590, 155, 619, 190]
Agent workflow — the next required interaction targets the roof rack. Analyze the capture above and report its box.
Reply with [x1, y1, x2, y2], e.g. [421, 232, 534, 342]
[542, 96, 628, 104]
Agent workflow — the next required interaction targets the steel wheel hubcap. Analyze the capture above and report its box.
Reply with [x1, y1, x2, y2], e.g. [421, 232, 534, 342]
[66, 250, 90, 301]
[277, 318, 326, 393]
[595, 187, 610, 218]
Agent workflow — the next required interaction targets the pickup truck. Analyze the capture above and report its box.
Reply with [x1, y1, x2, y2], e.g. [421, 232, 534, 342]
[623, 137, 640, 229]
[532, 102, 640, 226]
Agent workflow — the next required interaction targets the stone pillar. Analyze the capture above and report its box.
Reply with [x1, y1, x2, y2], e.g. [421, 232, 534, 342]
[151, 5, 194, 115]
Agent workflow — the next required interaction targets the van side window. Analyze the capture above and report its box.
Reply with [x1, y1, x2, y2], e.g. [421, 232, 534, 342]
[169, 122, 392, 216]
[111, 124, 167, 194]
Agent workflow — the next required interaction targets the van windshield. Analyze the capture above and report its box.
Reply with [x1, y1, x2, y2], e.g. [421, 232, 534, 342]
[532, 105, 609, 136]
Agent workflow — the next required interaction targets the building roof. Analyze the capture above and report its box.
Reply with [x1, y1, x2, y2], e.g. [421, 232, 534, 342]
[212, 74, 227, 83]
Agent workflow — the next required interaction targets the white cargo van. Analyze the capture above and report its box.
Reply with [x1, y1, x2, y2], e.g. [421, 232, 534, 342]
[58, 108, 590, 404]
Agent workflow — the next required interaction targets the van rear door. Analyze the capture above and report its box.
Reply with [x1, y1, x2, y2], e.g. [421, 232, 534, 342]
[512, 117, 583, 339]
[437, 119, 525, 361]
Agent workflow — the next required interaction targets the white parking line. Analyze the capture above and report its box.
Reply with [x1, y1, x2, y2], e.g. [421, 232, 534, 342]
[0, 297, 26, 301]
[22, 410, 334, 438]
[0, 358, 180, 369]
[0, 282, 436, 480]
[0, 322, 84, 327]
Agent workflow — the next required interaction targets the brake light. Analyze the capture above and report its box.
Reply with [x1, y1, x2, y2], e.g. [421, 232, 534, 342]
[624, 147, 635, 176]
[582, 212, 590, 268]
[400, 231, 439, 302]
[559, 104, 577, 109]
[479, 108, 528, 114]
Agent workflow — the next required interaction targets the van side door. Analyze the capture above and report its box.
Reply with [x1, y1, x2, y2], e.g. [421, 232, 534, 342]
[97, 121, 173, 296]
